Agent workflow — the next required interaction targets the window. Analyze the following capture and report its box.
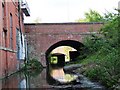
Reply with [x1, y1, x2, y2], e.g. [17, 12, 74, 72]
[16, 28, 20, 59]
[2, 31, 7, 47]
[2, 3, 7, 48]
[2, 3, 5, 28]
[10, 13, 13, 49]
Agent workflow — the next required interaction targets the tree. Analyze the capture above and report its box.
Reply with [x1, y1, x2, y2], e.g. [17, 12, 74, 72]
[76, 9, 104, 22]
[82, 10, 120, 89]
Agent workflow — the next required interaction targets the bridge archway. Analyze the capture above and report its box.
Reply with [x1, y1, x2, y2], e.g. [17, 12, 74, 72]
[25, 23, 103, 66]
[45, 40, 85, 66]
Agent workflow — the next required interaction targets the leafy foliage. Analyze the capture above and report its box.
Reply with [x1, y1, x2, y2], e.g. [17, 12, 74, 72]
[84, 9, 104, 22]
[80, 10, 120, 89]
[25, 58, 43, 70]
[76, 9, 104, 22]
[22, 58, 43, 77]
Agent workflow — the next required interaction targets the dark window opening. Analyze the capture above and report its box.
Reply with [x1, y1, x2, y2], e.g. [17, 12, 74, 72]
[10, 13, 13, 49]
[2, 3, 5, 28]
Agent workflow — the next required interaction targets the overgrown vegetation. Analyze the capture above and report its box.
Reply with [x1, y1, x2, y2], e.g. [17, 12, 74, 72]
[77, 10, 120, 89]
[22, 58, 43, 77]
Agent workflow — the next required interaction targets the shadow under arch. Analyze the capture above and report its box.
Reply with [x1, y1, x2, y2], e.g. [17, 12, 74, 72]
[45, 40, 86, 85]
[45, 40, 85, 65]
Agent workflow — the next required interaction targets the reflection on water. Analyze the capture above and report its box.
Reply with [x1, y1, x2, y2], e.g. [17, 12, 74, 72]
[48, 53, 79, 85]
[0, 67, 105, 89]
[50, 67, 78, 84]
[1, 69, 52, 89]
[19, 79, 26, 88]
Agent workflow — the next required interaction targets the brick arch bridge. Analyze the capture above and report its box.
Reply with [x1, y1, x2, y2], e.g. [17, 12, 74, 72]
[24, 22, 103, 66]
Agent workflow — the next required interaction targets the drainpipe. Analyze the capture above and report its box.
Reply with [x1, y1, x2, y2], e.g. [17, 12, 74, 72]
[18, 0, 26, 70]
[24, 35, 28, 68]
[18, 0, 23, 46]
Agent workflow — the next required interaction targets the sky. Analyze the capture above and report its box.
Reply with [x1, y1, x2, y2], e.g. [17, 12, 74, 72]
[24, 0, 119, 23]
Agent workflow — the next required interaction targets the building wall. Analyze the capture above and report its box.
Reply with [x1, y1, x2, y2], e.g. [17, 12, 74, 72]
[0, 0, 3, 78]
[0, 0, 27, 79]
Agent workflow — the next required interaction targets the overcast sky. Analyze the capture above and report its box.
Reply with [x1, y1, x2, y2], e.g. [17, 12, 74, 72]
[24, 0, 119, 23]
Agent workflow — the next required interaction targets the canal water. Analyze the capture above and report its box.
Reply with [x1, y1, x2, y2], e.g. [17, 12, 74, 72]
[0, 66, 106, 90]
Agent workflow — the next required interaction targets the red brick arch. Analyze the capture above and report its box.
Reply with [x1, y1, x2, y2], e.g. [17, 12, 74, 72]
[45, 40, 85, 66]
[25, 22, 103, 66]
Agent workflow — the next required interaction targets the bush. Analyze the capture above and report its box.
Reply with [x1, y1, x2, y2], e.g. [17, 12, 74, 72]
[81, 11, 120, 89]
[22, 58, 43, 77]
[23, 58, 43, 70]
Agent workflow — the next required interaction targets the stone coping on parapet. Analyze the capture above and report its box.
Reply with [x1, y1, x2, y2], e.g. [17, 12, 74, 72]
[24, 22, 104, 25]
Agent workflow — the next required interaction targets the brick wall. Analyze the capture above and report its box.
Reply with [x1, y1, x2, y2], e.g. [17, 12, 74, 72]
[0, 0, 26, 79]
[25, 23, 103, 66]
[0, 0, 3, 78]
